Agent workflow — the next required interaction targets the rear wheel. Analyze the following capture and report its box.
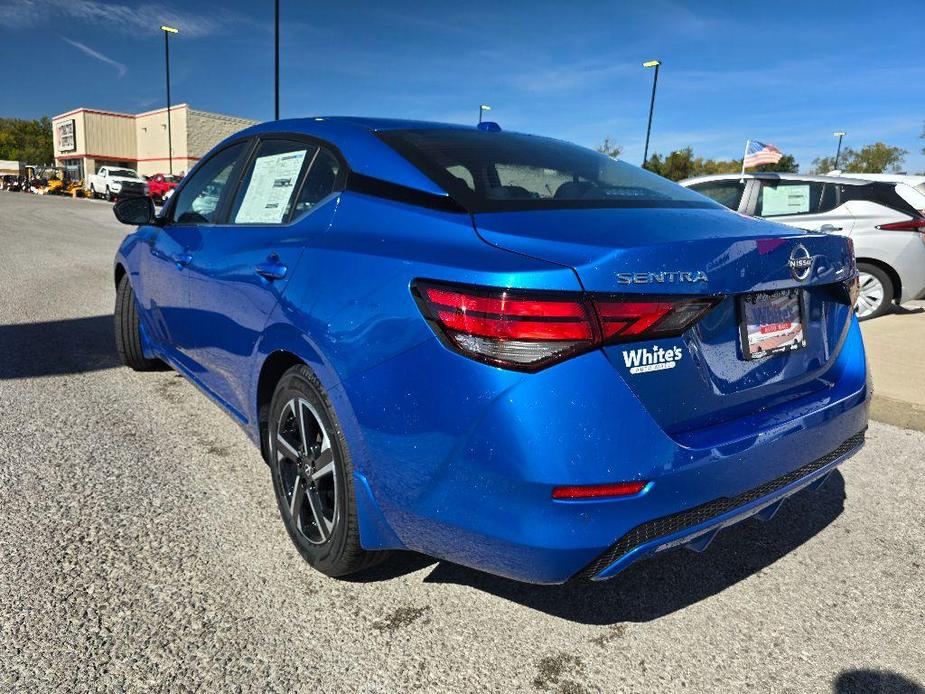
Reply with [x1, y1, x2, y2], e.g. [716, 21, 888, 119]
[855, 263, 893, 320]
[114, 274, 160, 370]
[268, 365, 386, 577]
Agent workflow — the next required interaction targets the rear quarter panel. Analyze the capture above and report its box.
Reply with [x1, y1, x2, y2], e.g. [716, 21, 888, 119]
[845, 200, 925, 301]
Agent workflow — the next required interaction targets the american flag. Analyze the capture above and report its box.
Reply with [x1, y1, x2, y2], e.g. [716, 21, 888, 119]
[743, 140, 783, 168]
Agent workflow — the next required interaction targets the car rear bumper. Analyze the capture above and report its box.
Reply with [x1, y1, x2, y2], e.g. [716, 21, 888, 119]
[582, 430, 864, 580]
[340, 316, 869, 584]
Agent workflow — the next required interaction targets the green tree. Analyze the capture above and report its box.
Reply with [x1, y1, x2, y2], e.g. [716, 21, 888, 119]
[0, 117, 54, 164]
[811, 142, 907, 174]
[595, 137, 623, 159]
[643, 148, 799, 181]
[844, 142, 906, 173]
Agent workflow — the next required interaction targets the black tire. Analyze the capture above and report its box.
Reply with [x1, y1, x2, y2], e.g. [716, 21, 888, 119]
[105, 187, 113, 202]
[267, 364, 387, 577]
[114, 274, 161, 370]
[855, 262, 894, 321]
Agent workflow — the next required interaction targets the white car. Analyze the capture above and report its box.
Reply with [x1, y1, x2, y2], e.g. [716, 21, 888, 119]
[87, 166, 149, 202]
[680, 173, 925, 319]
[828, 172, 925, 196]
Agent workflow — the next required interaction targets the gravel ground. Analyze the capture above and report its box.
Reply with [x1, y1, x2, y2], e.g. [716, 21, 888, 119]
[1, 192, 923, 693]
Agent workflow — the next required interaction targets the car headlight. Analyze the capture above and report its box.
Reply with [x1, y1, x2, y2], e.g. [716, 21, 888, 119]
[110, 182, 122, 190]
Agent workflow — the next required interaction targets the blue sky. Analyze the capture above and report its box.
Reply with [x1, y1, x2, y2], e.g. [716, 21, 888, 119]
[2, 0, 923, 172]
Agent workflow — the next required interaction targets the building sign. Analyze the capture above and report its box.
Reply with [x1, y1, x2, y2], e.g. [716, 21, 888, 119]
[56, 119, 76, 153]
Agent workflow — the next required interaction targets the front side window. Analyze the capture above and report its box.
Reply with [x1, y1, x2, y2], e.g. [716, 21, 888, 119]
[229, 140, 317, 224]
[171, 142, 247, 224]
[378, 129, 719, 213]
[756, 181, 837, 217]
[688, 180, 746, 210]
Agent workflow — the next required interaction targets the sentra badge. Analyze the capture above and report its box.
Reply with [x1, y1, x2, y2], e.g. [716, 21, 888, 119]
[616, 271, 708, 284]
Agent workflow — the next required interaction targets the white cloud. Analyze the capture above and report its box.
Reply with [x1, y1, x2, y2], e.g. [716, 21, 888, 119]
[61, 36, 127, 77]
[3, 0, 242, 37]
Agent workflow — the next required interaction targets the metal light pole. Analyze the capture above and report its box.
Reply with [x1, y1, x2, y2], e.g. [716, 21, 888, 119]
[641, 59, 661, 168]
[479, 104, 491, 124]
[275, 0, 280, 120]
[833, 131, 846, 170]
[160, 25, 179, 175]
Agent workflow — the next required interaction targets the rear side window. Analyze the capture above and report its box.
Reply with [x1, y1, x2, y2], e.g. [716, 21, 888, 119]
[292, 148, 342, 222]
[755, 181, 838, 217]
[839, 182, 924, 216]
[171, 142, 247, 224]
[688, 180, 746, 210]
[378, 129, 718, 213]
[229, 140, 317, 224]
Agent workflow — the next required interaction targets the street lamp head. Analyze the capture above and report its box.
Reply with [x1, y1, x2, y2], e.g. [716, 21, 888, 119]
[833, 131, 846, 137]
[480, 104, 491, 111]
[160, 25, 179, 33]
[642, 60, 661, 68]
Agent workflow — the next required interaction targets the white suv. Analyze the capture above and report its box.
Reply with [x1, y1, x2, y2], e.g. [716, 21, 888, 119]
[680, 173, 925, 319]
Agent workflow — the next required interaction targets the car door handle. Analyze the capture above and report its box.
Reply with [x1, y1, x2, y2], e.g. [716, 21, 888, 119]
[255, 261, 288, 281]
[171, 252, 193, 268]
[816, 224, 843, 232]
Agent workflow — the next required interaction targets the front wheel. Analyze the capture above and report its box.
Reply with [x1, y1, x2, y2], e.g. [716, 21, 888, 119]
[105, 187, 113, 202]
[114, 275, 161, 370]
[855, 263, 894, 320]
[268, 365, 387, 577]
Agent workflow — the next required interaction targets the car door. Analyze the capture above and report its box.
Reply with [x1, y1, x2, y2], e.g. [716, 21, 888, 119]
[137, 140, 250, 372]
[747, 179, 854, 236]
[183, 137, 344, 419]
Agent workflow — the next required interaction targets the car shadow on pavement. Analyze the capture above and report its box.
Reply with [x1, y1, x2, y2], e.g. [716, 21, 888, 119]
[834, 669, 924, 694]
[0, 315, 125, 379]
[889, 304, 925, 317]
[362, 471, 848, 624]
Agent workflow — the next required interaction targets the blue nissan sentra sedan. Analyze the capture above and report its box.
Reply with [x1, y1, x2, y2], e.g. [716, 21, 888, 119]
[111, 117, 869, 584]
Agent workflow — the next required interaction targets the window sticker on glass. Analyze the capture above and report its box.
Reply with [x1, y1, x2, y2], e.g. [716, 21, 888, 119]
[761, 184, 810, 216]
[235, 150, 308, 224]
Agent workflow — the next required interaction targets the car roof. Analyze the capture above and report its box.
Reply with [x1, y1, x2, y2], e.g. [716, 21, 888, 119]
[831, 172, 925, 186]
[679, 172, 869, 186]
[232, 116, 492, 196]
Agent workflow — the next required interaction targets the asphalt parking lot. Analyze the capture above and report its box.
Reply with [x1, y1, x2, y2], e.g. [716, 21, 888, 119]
[1, 192, 923, 693]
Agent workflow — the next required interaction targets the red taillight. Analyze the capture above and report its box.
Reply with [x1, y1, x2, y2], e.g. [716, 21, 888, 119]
[552, 481, 648, 500]
[414, 280, 720, 371]
[876, 217, 925, 232]
[593, 297, 718, 342]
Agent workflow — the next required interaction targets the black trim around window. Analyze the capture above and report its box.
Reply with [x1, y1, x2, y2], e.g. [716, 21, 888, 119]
[345, 172, 468, 213]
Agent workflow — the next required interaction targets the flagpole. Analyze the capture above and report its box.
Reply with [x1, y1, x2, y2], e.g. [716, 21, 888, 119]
[739, 139, 750, 182]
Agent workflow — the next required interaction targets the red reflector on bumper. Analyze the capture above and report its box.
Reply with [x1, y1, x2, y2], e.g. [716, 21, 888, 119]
[552, 481, 648, 500]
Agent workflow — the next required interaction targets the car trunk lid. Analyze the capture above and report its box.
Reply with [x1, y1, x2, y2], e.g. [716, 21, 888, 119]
[473, 207, 857, 435]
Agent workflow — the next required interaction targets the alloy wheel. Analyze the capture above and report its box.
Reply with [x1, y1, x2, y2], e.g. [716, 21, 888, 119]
[855, 271, 884, 318]
[275, 397, 338, 545]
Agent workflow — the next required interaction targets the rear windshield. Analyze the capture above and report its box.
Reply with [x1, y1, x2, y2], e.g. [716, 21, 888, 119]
[377, 129, 720, 213]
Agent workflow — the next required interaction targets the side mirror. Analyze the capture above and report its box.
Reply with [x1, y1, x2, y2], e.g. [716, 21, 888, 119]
[113, 196, 156, 226]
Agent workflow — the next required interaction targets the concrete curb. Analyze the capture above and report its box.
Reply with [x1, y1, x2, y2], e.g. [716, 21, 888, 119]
[870, 394, 925, 433]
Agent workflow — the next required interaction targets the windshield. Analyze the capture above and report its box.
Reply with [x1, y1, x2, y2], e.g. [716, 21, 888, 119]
[378, 129, 720, 213]
[110, 168, 139, 178]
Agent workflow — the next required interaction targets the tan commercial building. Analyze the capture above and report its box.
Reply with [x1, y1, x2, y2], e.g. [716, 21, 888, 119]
[52, 104, 258, 184]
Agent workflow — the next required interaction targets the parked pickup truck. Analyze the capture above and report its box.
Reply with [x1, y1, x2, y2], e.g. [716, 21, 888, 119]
[145, 173, 181, 202]
[88, 166, 148, 201]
